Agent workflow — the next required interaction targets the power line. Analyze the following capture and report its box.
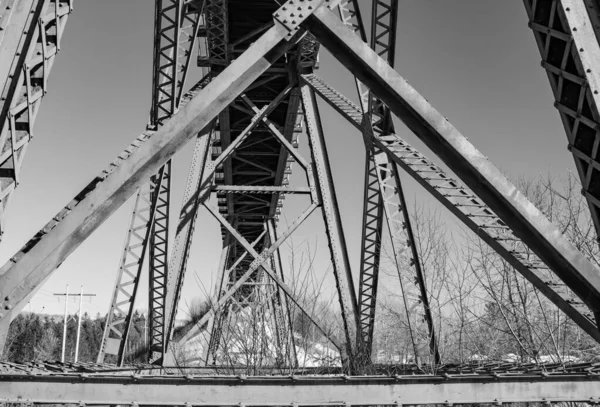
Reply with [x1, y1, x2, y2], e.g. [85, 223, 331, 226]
[53, 285, 97, 363]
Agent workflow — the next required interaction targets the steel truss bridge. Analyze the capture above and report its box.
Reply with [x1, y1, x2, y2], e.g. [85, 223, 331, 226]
[1, 0, 600, 404]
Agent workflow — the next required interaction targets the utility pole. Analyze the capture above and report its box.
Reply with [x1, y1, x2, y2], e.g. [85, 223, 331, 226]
[54, 286, 96, 363]
[60, 285, 68, 363]
[74, 286, 83, 363]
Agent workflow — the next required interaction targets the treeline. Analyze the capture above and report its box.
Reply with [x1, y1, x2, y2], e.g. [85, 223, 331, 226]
[2, 311, 148, 364]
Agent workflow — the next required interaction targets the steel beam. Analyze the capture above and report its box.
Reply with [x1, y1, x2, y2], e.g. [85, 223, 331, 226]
[266, 219, 297, 368]
[172, 200, 333, 352]
[0, 16, 305, 353]
[0, 373, 598, 405]
[96, 167, 166, 365]
[303, 72, 600, 343]
[205, 228, 237, 365]
[336, 0, 439, 362]
[159, 128, 213, 364]
[0, 0, 73, 238]
[301, 85, 361, 364]
[303, 6, 600, 328]
[523, 0, 600, 244]
[101, 0, 204, 365]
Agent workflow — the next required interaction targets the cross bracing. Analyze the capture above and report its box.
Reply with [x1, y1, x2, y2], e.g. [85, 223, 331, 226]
[0, 0, 600, 404]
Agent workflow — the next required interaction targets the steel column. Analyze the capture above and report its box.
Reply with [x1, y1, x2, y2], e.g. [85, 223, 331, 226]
[96, 167, 166, 365]
[158, 128, 213, 364]
[266, 219, 297, 368]
[300, 84, 361, 364]
[523, 0, 600, 245]
[100, 0, 204, 365]
[0, 0, 73, 238]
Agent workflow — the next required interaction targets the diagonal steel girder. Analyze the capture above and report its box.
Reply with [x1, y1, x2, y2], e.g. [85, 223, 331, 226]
[300, 5, 600, 336]
[337, 0, 439, 363]
[0, 5, 314, 353]
[0, 0, 73, 239]
[97, 0, 205, 365]
[303, 73, 600, 342]
[524, 0, 600, 245]
[169, 200, 343, 362]
[162, 87, 293, 362]
[170, 114, 348, 364]
[301, 84, 360, 365]
[147, 0, 203, 364]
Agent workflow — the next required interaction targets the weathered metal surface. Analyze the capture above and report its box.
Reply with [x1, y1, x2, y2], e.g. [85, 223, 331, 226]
[336, 0, 439, 363]
[524, 0, 600, 245]
[99, 0, 204, 365]
[0, 0, 73, 238]
[302, 6, 600, 334]
[303, 72, 600, 342]
[0, 20, 299, 352]
[96, 168, 166, 364]
[181, 0, 322, 369]
[301, 84, 360, 364]
[0, 372, 598, 405]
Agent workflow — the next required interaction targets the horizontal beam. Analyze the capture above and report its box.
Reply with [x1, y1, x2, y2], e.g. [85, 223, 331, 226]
[212, 185, 311, 194]
[0, 374, 598, 404]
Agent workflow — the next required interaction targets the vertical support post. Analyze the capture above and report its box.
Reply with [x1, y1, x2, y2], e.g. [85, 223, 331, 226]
[97, 170, 165, 365]
[266, 219, 298, 367]
[205, 228, 234, 365]
[162, 130, 213, 363]
[337, 0, 440, 363]
[300, 84, 361, 365]
[148, 159, 172, 363]
[74, 285, 83, 363]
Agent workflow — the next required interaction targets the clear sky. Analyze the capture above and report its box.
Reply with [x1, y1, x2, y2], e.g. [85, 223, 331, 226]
[0, 0, 576, 319]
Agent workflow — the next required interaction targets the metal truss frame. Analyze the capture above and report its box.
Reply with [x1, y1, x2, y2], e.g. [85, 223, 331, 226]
[163, 86, 294, 364]
[0, 16, 301, 351]
[266, 219, 297, 368]
[1, 6, 600, 406]
[0, 372, 598, 405]
[301, 84, 360, 363]
[524, 0, 600, 244]
[204, 222, 297, 369]
[0, 0, 73, 239]
[96, 166, 166, 365]
[168, 83, 354, 365]
[302, 4, 600, 338]
[336, 0, 439, 363]
[98, 0, 203, 365]
[302, 72, 600, 342]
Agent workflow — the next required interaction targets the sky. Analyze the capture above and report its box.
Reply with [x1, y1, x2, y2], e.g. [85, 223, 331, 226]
[0, 0, 576, 319]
